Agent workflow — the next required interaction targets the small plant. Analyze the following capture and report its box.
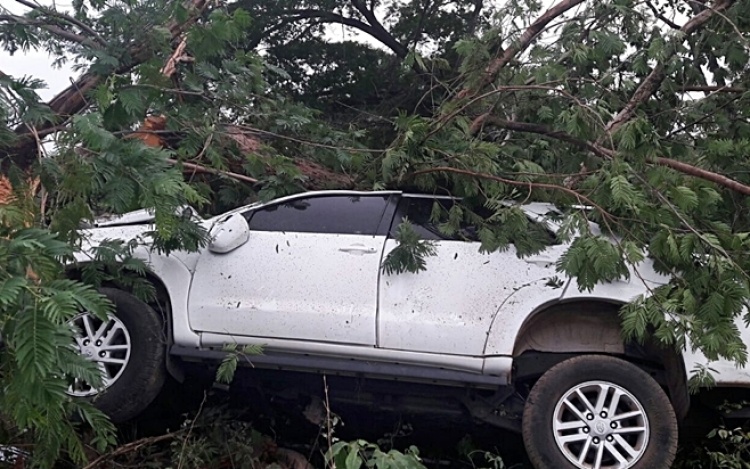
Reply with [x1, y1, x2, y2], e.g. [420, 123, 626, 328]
[215, 343, 264, 384]
[676, 425, 750, 468]
[326, 440, 426, 469]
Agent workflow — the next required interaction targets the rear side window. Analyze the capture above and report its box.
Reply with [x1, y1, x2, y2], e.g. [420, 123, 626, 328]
[392, 197, 559, 247]
[391, 197, 460, 240]
[245, 195, 389, 235]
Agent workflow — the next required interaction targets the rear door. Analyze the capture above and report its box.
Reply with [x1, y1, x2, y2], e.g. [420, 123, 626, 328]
[378, 196, 562, 356]
[189, 193, 395, 345]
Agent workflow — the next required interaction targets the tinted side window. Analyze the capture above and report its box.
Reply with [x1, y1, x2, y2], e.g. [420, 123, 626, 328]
[245, 195, 389, 235]
[391, 197, 459, 240]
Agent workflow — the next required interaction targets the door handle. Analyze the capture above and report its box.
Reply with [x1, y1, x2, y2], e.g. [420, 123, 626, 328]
[339, 245, 378, 255]
[525, 256, 555, 267]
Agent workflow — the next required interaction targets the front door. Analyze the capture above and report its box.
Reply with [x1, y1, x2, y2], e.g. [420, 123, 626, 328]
[189, 194, 393, 345]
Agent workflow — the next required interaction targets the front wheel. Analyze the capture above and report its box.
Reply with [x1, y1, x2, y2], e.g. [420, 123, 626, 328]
[522, 355, 678, 469]
[68, 288, 167, 422]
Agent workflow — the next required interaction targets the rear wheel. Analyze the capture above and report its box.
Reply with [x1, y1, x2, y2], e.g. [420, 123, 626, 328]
[68, 288, 167, 422]
[522, 355, 677, 469]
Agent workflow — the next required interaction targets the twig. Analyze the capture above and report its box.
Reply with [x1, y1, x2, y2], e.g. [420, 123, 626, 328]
[323, 375, 334, 469]
[681, 85, 745, 93]
[177, 391, 207, 469]
[68, 77, 90, 110]
[123, 83, 207, 97]
[0, 13, 100, 47]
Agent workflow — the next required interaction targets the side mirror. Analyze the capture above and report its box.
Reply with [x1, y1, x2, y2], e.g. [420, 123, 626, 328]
[208, 213, 250, 254]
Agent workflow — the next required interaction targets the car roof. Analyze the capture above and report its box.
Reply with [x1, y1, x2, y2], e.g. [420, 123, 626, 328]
[214, 190, 562, 224]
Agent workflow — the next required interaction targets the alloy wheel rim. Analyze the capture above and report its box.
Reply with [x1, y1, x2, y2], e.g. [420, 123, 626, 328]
[552, 380, 649, 469]
[68, 312, 131, 397]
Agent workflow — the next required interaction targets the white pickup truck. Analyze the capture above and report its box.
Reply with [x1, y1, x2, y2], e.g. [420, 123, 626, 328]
[68, 190, 750, 469]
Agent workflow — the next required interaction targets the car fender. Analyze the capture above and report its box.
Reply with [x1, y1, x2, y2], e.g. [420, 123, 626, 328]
[73, 227, 201, 347]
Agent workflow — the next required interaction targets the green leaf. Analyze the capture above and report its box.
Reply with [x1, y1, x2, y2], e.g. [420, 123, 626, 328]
[381, 220, 437, 275]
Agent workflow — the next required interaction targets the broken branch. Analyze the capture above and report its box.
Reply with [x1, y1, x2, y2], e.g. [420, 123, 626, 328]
[2, 0, 211, 173]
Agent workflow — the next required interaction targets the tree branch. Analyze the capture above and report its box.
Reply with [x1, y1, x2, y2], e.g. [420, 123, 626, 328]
[166, 158, 258, 184]
[0, 14, 101, 47]
[12, 0, 108, 47]
[604, 0, 734, 136]
[281, 8, 407, 57]
[645, 0, 681, 29]
[408, 166, 609, 213]
[466, 0, 485, 36]
[654, 157, 750, 196]
[457, 0, 587, 99]
[470, 114, 614, 158]
[473, 114, 750, 196]
[350, 0, 409, 58]
[2, 0, 211, 173]
[681, 85, 745, 93]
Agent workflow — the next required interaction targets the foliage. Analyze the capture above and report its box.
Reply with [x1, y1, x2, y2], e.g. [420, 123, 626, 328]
[326, 439, 426, 469]
[381, 219, 436, 275]
[167, 407, 264, 469]
[676, 424, 750, 468]
[3, 0, 750, 464]
[0, 204, 117, 467]
[215, 343, 264, 385]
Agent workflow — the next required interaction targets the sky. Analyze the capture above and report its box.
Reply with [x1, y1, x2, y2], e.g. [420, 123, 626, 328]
[1, 0, 78, 100]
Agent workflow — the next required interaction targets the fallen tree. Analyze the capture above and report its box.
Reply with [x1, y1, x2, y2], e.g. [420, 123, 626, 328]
[2, 0, 750, 465]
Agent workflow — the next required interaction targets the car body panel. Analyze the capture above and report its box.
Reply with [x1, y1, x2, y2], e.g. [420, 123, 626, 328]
[379, 239, 567, 356]
[189, 231, 385, 345]
[74, 225, 203, 347]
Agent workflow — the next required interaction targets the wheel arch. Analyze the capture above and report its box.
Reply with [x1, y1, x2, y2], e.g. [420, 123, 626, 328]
[65, 264, 186, 381]
[512, 299, 690, 420]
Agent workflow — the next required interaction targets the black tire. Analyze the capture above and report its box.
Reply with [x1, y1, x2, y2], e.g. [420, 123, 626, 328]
[522, 355, 678, 469]
[77, 288, 167, 422]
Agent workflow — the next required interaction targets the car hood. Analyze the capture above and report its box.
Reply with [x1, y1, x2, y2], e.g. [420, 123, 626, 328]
[81, 206, 201, 229]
